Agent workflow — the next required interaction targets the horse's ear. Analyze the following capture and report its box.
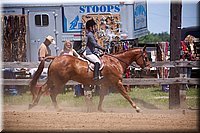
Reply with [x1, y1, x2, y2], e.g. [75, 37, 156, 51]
[143, 45, 146, 51]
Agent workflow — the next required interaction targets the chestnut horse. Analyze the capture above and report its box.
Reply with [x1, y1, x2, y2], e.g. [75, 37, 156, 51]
[29, 47, 150, 112]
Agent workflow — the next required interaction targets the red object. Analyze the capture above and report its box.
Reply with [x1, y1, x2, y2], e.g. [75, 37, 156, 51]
[125, 68, 130, 78]
[181, 41, 187, 52]
[165, 41, 169, 56]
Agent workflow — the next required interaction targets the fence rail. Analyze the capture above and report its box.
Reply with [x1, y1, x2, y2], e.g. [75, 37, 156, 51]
[2, 61, 200, 68]
[2, 78, 199, 86]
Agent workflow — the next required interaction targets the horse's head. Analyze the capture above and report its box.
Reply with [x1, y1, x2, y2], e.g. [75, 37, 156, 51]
[135, 46, 151, 74]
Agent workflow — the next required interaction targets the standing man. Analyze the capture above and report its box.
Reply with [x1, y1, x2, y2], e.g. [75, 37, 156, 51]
[38, 35, 56, 61]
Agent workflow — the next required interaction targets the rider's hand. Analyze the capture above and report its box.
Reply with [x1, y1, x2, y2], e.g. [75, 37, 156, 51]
[101, 48, 106, 52]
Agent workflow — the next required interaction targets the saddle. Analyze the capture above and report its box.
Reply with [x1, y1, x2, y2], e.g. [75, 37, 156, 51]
[62, 54, 104, 71]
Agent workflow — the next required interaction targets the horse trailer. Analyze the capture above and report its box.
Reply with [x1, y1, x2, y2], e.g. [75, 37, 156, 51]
[2, 1, 148, 62]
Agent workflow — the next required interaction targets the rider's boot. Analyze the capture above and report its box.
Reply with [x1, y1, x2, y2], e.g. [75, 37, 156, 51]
[93, 62, 103, 80]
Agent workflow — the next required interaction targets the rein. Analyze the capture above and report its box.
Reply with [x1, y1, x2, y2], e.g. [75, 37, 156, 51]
[105, 53, 130, 68]
[105, 49, 148, 70]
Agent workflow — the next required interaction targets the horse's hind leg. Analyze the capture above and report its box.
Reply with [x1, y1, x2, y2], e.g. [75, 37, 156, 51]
[84, 85, 94, 112]
[116, 80, 141, 113]
[97, 86, 108, 112]
[30, 86, 37, 104]
[28, 81, 51, 109]
[98, 91, 105, 112]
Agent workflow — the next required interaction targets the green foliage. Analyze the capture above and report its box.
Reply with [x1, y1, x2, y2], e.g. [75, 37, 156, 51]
[139, 32, 170, 43]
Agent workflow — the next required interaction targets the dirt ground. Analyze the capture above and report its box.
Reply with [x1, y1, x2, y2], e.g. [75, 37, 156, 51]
[2, 105, 199, 132]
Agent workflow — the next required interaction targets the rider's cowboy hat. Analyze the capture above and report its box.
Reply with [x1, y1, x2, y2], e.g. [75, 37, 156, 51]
[46, 35, 56, 44]
[86, 19, 96, 29]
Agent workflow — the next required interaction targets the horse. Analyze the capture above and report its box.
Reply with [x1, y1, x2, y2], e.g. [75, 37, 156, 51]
[29, 46, 150, 113]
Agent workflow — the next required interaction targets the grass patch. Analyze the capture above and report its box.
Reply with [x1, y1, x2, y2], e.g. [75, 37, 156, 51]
[4, 92, 32, 105]
[186, 88, 199, 108]
[3, 86, 199, 109]
[128, 87, 169, 109]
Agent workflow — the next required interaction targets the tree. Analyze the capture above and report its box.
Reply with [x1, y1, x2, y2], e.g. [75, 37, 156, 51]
[138, 32, 170, 43]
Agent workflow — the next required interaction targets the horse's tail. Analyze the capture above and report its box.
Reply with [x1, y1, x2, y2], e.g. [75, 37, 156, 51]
[29, 56, 56, 96]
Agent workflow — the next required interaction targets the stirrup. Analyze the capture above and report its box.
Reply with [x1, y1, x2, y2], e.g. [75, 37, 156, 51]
[99, 76, 104, 80]
[93, 76, 104, 81]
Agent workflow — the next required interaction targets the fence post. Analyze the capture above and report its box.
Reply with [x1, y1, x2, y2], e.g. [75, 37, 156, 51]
[169, 1, 182, 109]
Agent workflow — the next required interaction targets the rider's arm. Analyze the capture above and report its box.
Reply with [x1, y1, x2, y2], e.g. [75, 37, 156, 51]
[88, 32, 105, 51]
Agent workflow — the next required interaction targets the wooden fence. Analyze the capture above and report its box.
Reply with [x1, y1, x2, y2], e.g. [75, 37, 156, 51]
[2, 77, 199, 86]
[2, 60, 199, 68]
[2, 61, 199, 86]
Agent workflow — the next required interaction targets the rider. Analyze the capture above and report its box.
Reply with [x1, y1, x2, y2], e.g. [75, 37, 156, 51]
[83, 19, 106, 80]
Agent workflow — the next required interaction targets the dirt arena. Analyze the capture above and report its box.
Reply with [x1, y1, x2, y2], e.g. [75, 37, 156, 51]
[2, 105, 199, 132]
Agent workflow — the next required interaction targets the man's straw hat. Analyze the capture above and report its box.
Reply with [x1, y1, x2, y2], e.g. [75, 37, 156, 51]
[46, 35, 56, 44]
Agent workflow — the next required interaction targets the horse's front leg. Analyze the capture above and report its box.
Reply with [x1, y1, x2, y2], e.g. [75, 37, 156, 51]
[117, 80, 141, 113]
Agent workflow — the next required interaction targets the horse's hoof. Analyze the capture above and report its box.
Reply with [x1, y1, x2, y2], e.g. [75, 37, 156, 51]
[98, 108, 106, 113]
[28, 104, 33, 110]
[135, 106, 141, 113]
[56, 108, 62, 112]
[99, 110, 106, 113]
[136, 109, 141, 113]
[86, 109, 92, 113]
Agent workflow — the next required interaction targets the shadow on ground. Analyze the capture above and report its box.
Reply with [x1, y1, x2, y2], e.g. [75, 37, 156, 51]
[132, 98, 159, 109]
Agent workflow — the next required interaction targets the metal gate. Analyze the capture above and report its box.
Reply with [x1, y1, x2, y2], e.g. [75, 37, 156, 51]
[27, 11, 58, 61]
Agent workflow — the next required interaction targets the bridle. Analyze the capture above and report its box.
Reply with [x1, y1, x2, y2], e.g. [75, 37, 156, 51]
[136, 50, 151, 73]
[135, 50, 149, 69]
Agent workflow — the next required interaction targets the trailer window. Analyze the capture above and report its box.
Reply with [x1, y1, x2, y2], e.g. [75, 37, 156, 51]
[35, 15, 41, 26]
[35, 14, 49, 26]
[42, 14, 49, 26]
